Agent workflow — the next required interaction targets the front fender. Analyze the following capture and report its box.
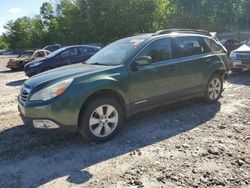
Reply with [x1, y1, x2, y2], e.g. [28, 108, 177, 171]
[83, 76, 129, 104]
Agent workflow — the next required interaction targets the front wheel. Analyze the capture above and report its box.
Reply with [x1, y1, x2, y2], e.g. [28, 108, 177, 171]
[78, 97, 124, 143]
[205, 74, 223, 103]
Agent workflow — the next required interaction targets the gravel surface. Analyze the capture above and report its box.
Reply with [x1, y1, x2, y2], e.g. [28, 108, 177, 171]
[0, 56, 249, 188]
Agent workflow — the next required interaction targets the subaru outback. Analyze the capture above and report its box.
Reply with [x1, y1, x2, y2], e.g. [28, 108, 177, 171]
[18, 29, 230, 143]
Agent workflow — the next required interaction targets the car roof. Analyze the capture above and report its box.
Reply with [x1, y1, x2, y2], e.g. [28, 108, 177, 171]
[63, 45, 101, 49]
[128, 32, 213, 42]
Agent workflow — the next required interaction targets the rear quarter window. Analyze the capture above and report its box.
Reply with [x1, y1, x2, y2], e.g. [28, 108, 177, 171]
[203, 38, 222, 52]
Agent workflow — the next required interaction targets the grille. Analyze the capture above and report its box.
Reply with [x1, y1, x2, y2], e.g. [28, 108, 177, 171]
[236, 53, 250, 59]
[19, 86, 31, 102]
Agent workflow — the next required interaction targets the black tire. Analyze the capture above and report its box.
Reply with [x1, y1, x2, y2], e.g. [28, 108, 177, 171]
[78, 97, 124, 143]
[10, 68, 19, 71]
[205, 73, 223, 103]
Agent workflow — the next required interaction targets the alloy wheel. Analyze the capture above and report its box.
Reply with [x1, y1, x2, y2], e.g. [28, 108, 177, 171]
[89, 105, 119, 138]
[208, 78, 222, 100]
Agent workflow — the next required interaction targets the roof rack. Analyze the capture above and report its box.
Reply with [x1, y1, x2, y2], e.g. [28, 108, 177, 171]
[153, 28, 212, 36]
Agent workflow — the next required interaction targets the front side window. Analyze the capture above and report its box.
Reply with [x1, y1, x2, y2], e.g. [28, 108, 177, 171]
[138, 38, 173, 63]
[60, 48, 79, 59]
[79, 47, 87, 54]
[86, 48, 95, 53]
[174, 37, 206, 58]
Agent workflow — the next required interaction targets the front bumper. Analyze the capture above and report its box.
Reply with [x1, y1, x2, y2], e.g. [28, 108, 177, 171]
[18, 100, 77, 132]
[230, 58, 250, 69]
[24, 69, 39, 77]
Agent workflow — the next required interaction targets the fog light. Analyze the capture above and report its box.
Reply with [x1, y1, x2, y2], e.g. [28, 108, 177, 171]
[33, 120, 60, 129]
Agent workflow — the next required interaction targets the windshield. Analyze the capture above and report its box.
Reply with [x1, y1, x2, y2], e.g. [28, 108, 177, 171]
[46, 47, 66, 58]
[86, 36, 148, 65]
[245, 40, 250, 46]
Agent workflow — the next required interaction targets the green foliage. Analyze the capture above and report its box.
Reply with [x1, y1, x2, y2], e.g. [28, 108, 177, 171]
[0, 36, 8, 49]
[3, 0, 250, 49]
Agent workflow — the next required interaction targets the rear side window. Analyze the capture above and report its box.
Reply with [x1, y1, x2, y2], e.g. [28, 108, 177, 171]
[173, 37, 207, 58]
[138, 38, 173, 63]
[203, 38, 221, 52]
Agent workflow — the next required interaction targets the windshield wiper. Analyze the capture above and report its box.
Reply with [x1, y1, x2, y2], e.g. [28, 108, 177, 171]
[90, 62, 112, 66]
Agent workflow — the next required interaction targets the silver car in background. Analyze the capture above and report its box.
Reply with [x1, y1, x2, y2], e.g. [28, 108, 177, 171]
[229, 40, 250, 72]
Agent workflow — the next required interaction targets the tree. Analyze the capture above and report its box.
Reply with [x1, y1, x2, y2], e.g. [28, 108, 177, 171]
[0, 36, 8, 49]
[3, 17, 34, 49]
[3, 0, 250, 49]
[40, 2, 54, 29]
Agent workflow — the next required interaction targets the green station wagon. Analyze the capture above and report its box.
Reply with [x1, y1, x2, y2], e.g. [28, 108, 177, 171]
[18, 29, 230, 142]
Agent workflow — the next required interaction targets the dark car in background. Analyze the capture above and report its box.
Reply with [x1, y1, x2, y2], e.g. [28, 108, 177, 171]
[229, 40, 250, 72]
[24, 45, 101, 77]
[43, 44, 62, 52]
[6, 50, 50, 71]
[221, 39, 241, 55]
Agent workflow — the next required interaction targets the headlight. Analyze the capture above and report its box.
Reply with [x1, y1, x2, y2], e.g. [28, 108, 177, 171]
[30, 78, 73, 101]
[30, 62, 43, 68]
[229, 51, 237, 59]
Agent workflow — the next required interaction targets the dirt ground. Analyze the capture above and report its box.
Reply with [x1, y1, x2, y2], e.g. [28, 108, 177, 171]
[0, 56, 249, 188]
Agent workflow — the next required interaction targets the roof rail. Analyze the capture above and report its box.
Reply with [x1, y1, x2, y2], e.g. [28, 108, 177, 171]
[153, 28, 212, 36]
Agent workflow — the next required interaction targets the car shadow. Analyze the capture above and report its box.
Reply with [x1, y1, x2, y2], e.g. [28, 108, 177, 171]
[0, 70, 16, 73]
[227, 70, 250, 86]
[0, 100, 221, 187]
[6, 79, 26, 87]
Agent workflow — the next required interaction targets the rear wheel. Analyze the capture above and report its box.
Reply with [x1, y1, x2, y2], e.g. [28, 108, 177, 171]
[78, 97, 124, 143]
[205, 74, 223, 103]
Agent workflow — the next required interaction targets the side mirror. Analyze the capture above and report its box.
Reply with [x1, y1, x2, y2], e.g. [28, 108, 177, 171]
[134, 56, 152, 67]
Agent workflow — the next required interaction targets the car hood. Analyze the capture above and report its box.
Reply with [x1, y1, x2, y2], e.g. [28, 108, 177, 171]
[25, 57, 47, 67]
[24, 63, 114, 89]
[234, 44, 250, 52]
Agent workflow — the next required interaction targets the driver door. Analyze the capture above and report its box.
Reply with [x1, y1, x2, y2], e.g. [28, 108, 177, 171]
[128, 38, 174, 110]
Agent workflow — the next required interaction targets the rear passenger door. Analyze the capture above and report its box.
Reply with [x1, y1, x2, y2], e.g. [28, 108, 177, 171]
[171, 36, 211, 95]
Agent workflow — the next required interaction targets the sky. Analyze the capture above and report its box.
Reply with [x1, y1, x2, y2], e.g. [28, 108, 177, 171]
[0, 0, 50, 34]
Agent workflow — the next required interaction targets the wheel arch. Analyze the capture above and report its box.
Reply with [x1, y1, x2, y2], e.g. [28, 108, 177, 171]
[77, 88, 127, 127]
[207, 60, 227, 82]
